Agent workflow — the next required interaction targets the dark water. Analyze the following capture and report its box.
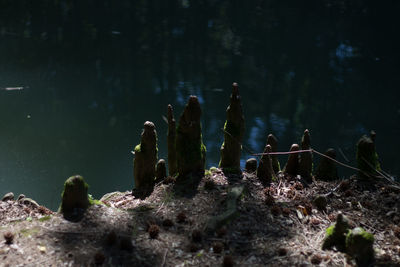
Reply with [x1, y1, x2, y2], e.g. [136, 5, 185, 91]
[1, 1, 399, 210]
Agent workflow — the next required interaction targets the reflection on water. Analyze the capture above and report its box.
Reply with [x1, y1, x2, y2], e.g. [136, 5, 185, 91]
[0, 1, 399, 210]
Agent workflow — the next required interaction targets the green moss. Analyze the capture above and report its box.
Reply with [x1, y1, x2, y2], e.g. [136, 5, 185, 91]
[361, 230, 374, 242]
[134, 144, 141, 153]
[322, 214, 350, 252]
[61, 175, 89, 200]
[346, 228, 374, 246]
[326, 225, 335, 236]
[345, 227, 374, 266]
[88, 194, 104, 205]
[20, 227, 39, 237]
[209, 167, 218, 172]
[275, 161, 281, 172]
[38, 215, 52, 222]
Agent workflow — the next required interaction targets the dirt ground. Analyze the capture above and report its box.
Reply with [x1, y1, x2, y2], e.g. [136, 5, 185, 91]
[1, 169, 400, 266]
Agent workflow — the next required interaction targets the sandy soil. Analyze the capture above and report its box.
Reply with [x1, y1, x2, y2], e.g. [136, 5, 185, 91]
[1, 169, 400, 266]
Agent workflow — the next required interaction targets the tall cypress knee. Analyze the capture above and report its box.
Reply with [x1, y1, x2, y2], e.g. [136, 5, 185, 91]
[267, 134, 280, 174]
[176, 96, 206, 178]
[299, 129, 313, 182]
[167, 104, 177, 176]
[133, 121, 158, 190]
[257, 144, 275, 184]
[356, 133, 381, 179]
[60, 175, 90, 221]
[219, 82, 245, 173]
[284, 144, 299, 176]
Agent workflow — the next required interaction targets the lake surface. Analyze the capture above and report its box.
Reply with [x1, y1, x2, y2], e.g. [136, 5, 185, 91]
[1, 1, 399, 210]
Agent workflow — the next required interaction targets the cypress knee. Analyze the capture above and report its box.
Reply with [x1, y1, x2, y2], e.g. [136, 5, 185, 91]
[356, 133, 381, 179]
[267, 134, 280, 174]
[176, 96, 206, 178]
[219, 82, 245, 173]
[133, 121, 158, 190]
[299, 129, 313, 182]
[60, 175, 90, 221]
[167, 104, 177, 176]
[257, 144, 275, 184]
[284, 144, 299, 176]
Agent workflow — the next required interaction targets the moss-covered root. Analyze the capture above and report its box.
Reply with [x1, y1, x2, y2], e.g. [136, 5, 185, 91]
[322, 213, 350, 252]
[267, 134, 280, 174]
[315, 148, 338, 181]
[356, 134, 381, 179]
[283, 144, 300, 176]
[205, 185, 245, 233]
[60, 175, 90, 220]
[257, 145, 275, 185]
[167, 104, 177, 176]
[219, 82, 245, 173]
[176, 96, 206, 178]
[346, 227, 374, 267]
[299, 129, 313, 183]
[133, 121, 158, 190]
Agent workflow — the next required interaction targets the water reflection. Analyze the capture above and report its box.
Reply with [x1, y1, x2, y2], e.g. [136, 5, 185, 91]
[0, 1, 399, 210]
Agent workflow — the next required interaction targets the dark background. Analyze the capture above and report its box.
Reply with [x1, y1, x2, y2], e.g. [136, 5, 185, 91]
[0, 0, 399, 210]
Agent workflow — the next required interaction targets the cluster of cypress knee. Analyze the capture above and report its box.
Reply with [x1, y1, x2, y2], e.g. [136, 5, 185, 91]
[129, 82, 382, 191]
[59, 82, 382, 219]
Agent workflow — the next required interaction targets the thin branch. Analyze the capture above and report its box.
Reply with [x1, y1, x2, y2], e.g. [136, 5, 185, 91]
[361, 157, 399, 186]
[252, 149, 312, 156]
[222, 127, 398, 185]
[338, 147, 350, 163]
[311, 149, 361, 173]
